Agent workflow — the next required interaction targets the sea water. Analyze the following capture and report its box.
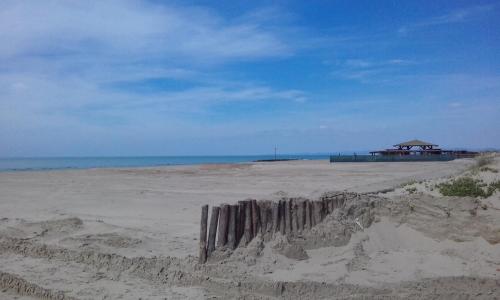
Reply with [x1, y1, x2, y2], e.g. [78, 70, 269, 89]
[0, 155, 330, 171]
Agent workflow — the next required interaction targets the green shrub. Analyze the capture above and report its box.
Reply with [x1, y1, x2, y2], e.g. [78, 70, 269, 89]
[438, 177, 488, 198]
[438, 178, 500, 198]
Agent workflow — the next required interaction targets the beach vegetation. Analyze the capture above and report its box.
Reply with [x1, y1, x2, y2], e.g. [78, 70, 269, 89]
[438, 177, 500, 198]
[479, 166, 498, 173]
[405, 187, 417, 194]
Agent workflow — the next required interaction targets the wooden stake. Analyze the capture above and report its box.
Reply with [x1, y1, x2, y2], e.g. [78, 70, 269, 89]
[244, 200, 252, 244]
[297, 200, 304, 232]
[227, 205, 237, 249]
[313, 201, 322, 224]
[217, 204, 229, 247]
[291, 199, 298, 233]
[284, 199, 291, 235]
[238, 201, 246, 244]
[305, 200, 311, 229]
[310, 201, 316, 227]
[199, 205, 208, 264]
[260, 202, 268, 235]
[207, 206, 219, 256]
[251, 199, 260, 237]
[271, 202, 279, 234]
[279, 200, 286, 235]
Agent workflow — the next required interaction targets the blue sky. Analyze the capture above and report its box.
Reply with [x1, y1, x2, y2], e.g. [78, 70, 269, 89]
[0, 0, 499, 156]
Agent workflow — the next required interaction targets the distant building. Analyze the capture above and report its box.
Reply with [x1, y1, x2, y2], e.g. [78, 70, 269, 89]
[370, 139, 477, 158]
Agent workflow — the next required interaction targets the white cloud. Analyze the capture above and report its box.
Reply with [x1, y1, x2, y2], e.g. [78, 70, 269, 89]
[398, 4, 495, 34]
[0, 0, 290, 62]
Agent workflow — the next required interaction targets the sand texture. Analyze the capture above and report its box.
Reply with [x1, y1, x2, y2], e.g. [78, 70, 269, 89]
[1, 157, 500, 299]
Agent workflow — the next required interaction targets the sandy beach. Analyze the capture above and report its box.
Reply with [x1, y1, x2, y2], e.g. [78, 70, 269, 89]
[1, 157, 500, 299]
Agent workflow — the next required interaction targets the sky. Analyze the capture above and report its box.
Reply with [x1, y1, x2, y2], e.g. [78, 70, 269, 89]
[1, 0, 499, 156]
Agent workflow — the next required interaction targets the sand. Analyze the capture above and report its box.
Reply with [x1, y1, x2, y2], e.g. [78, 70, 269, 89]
[1, 157, 500, 299]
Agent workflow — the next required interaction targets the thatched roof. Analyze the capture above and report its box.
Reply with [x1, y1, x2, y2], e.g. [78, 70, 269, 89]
[393, 139, 438, 147]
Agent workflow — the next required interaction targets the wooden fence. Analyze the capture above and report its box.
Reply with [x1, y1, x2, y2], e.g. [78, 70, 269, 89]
[198, 193, 349, 263]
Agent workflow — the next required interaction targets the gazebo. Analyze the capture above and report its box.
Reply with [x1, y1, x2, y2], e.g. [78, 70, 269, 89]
[370, 139, 443, 156]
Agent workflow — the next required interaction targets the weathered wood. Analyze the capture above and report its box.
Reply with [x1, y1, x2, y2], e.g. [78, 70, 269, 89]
[284, 199, 292, 235]
[271, 202, 279, 233]
[217, 204, 229, 247]
[313, 201, 322, 225]
[227, 205, 237, 249]
[199, 205, 208, 264]
[327, 199, 332, 214]
[238, 201, 246, 244]
[319, 200, 325, 221]
[291, 199, 299, 233]
[260, 202, 268, 235]
[279, 200, 286, 235]
[297, 200, 304, 231]
[244, 200, 252, 244]
[305, 200, 312, 229]
[207, 206, 220, 256]
[310, 201, 316, 227]
[251, 199, 260, 237]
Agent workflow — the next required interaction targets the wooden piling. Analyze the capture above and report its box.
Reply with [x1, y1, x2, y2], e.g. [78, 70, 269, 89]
[310, 201, 316, 227]
[244, 201, 252, 244]
[279, 200, 286, 235]
[251, 199, 260, 237]
[207, 206, 219, 256]
[199, 205, 208, 264]
[284, 199, 292, 235]
[291, 200, 299, 233]
[305, 200, 311, 229]
[260, 202, 268, 235]
[297, 200, 304, 231]
[227, 205, 237, 249]
[217, 204, 229, 247]
[271, 202, 279, 234]
[313, 201, 322, 225]
[238, 201, 246, 243]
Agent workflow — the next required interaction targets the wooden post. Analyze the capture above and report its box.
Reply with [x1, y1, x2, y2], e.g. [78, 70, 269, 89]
[305, 200, 311, 229]
[199, 205, 208, 264]
[284, 199, 291, 235]
[297, 200, 304, 232]
[251, 199, 260, 237]
[244, 201, 252, 244]
[207, 206, 219, 256]
[260, 202, 268, 235]
[227, 205, 237, 249]
[313, 201, 322, 225]
[279, 200, 286, 235]
[310, 201, 316, 227]
[217, 204, 229, 247]
[238, 201, 246, 244]
[291, 199, 299, 233]
[271, 202, 279, 234]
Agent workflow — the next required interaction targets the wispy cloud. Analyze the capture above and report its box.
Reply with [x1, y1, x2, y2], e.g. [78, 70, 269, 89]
[398, 4, 495, 34]
[331, 58, 417, 83]
[0, 1, 294, 62]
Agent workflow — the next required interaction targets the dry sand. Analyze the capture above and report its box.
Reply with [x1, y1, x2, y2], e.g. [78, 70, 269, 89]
[1, 157, 499, 299]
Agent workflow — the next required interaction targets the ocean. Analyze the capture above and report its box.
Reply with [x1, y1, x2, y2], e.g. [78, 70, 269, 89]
[0, 155, 331, 172]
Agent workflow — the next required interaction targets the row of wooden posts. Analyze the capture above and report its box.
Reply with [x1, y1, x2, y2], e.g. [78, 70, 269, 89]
[199, 194, 347, 263]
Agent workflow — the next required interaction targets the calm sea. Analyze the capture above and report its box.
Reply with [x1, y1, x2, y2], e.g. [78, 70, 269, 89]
[0, 155, 331, 172]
